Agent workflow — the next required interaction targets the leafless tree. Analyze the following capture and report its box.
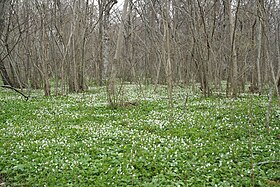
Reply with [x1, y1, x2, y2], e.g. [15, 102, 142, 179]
[0, 0, 278, 105]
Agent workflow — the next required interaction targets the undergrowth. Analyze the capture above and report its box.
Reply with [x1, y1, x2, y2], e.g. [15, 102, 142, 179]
[0, 85, 279, 186]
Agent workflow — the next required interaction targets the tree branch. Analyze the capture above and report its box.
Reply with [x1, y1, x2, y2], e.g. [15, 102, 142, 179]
[0, 85, 29, 101]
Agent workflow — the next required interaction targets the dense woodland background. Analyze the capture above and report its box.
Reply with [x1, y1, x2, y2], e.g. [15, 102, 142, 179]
[1, 0, 280, 104]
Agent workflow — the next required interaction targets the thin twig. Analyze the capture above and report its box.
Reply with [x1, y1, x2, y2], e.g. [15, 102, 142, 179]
[254, 160, 280, 166]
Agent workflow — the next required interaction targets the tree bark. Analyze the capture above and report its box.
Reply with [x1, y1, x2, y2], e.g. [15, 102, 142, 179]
[224, 0, 239, 97]
[107, 0, 128, 106]
[163, 0, 173, 107]
[0, 0, 12, 86]
[256, 0, 264, 94]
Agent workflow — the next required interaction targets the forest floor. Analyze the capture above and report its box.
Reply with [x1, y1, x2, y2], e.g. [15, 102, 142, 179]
[0, 85, 279, 186]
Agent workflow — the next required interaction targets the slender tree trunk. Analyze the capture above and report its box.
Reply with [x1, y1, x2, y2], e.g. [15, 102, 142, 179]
[163, 0, 173, 107]
[256, 0, 263, 94]
[41, 18, 51, 96]
[224, 0, 239, 97]
[197, 0, 213, 97]
[108, 0, 128, 106]
[0, 0, 12, 86]
[36, 3, 51, 96]
[276, 23, 280, 99]
[231, 1, 239, 97]
[97, 0, 104, 86]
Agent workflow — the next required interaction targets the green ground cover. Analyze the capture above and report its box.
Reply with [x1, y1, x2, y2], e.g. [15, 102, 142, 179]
[0, 85, 279, 186]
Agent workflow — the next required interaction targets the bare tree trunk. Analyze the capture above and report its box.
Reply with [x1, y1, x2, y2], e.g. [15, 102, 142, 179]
[34, 2, 51, 96]
[196, 0, 213, 97]
[224, 0, 240, 97]
[108, 0, 128, 107]
[97, 0, 116, 86]
[0, 0, 12, 86]
[163, 0, 173, 107]
[256, 0, 264, 94]
[41, 12, 51, 96]
[68, 1, 78, 93]
[97, 0, 104, 86]
[231, 0, 240, 97]
[276, 22, 280, 100]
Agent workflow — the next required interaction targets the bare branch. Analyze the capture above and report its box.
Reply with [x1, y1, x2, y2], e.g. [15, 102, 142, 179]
[0, 85, 29, 101]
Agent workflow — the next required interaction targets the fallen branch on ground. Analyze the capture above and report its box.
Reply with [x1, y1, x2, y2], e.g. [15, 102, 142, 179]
[254, 160, 280, 166]
[0, 85, 29, 101]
